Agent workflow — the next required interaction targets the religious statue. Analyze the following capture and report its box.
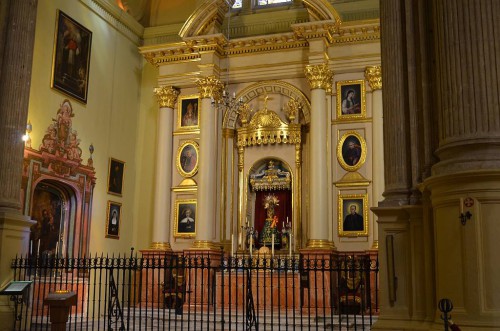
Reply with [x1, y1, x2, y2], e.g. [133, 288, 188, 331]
[259, 193, 281, 247]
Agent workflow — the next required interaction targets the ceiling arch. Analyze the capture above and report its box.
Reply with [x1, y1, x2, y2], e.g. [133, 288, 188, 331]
[179, 0, 341, 38]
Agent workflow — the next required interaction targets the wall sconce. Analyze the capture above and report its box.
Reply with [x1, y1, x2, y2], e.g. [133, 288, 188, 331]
[22, 121, 32, 148]
[459, 197, 473, 225]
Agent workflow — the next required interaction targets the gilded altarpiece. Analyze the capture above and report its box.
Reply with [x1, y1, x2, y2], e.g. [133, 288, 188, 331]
[228, 81, 310, 252]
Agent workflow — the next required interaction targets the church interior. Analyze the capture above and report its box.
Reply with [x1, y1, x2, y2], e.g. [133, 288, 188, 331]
[0, 0, 499, 330]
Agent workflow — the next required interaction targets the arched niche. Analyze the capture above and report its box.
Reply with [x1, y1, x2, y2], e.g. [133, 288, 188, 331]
[21, 99, 96, 258]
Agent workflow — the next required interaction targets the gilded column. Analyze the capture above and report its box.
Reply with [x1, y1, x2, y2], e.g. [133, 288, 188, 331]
[304, 63, 335, 249]
[365, 65, 383, 249]
[194, 76, 224, 249]
[150, 86, 179, 251]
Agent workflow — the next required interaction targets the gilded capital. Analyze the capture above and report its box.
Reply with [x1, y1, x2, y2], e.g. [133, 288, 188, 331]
[304, 63, 333, 90]
[153, 86, 179, 108]
[195, 75, 224, 101]
[365, 65, 382, 90]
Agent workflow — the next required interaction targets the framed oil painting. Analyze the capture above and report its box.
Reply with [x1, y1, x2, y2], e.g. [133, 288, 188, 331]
[173, 199, 197, 238]
[338, 194, 368, 237]
[51, 10, 92, 104]
[106, 201, 121, 239]
[337, 131, 367, 172]
[177, 95, 200, 131]
[107, 158, 125, 196]
[176, 140, 199, 178]
[336, 80, 366, 120]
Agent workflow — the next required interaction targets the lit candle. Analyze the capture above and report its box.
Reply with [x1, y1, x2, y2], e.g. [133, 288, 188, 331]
[287, 216, 289, 224]
[271, 234, 275, 257]
[460, 197, 464, 214]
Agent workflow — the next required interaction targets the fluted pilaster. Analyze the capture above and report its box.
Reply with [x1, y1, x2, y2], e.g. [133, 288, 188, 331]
[379, 0, 412, 205]
[432, 0, 500, 175]
[0, 0, 38, 212]
[150, 86, 179, 251]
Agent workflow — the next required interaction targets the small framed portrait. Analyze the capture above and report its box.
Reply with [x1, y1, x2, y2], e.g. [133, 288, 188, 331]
[174, 199, 197, 238]
[51, 10, 92, 104]
[177, 95, 200, 130]
[338, 194, 368, 237]
[337, 131, 367, 172]
[176, 140, 199, 177]
[336, 80, 366, 120]
[106, 201, 122, 239]
[107, 158, 125, 196]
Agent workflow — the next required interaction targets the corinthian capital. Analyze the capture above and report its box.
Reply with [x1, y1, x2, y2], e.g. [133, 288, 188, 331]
[364, 65, 382, 90]
[195, 75, 224, 101]
[153, 86, 180, 108]
[304, 63, 333, 90]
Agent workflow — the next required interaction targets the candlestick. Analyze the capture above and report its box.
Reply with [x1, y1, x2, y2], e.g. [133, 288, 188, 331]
[37, 239, 40, 256]
[460, 197, 464, 214]
[55, 241, 59, 258]
[231, 234, 234, 257]
[272, 234, 275, 257]
[250, 235, 253, 257]
[289, 234, 292, 257]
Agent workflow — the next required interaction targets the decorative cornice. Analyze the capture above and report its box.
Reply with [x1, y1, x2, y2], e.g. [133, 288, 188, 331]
[140, 23, 380, 67]
[195, 76, 224, 100]
[292, 21, 338, 42]
[304, 63, 333, 90]
[365, 65, 382, 90]
[330, 23, 380, 45]
[153, 86, 180, 108]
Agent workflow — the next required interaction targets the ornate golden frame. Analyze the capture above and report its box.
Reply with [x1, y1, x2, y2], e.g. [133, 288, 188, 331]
[337, 131, 367, 172]
[106, 201, 122, 239]
[173, 199, 197, 238]
[176, 140, 199, 178]
[336, 79, 366, 120]
[338, 193, 368, 237]
[177, 94, 200, 132]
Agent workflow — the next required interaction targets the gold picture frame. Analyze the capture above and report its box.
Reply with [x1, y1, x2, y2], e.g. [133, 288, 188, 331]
[51, 10, 92, 104]
[106, 201, 122, 239]
[173, 199, 197, 238]
[176, 140, 199, 178]
[338, 193, 368, 237]
[336, 80, 366, 120]
[177, 95, 200, 131]
[337, 131, 367, 172]
[107, 158, 125, 196]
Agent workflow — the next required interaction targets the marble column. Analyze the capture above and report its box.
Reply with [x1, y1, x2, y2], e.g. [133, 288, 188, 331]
[304, 63, 335, 249]
[149, 86, 179, 251]
[0, 0, 38, 325]
[193, 76, 224, 249]
[365, 66, 383, 249]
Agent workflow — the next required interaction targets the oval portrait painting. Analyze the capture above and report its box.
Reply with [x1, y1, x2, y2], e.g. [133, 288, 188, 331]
[337, 131, 367, 172]
[176, 140, 199, 177]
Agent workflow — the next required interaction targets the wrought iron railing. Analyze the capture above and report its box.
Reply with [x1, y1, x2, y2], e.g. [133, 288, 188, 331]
[10, 250, 378, 330]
